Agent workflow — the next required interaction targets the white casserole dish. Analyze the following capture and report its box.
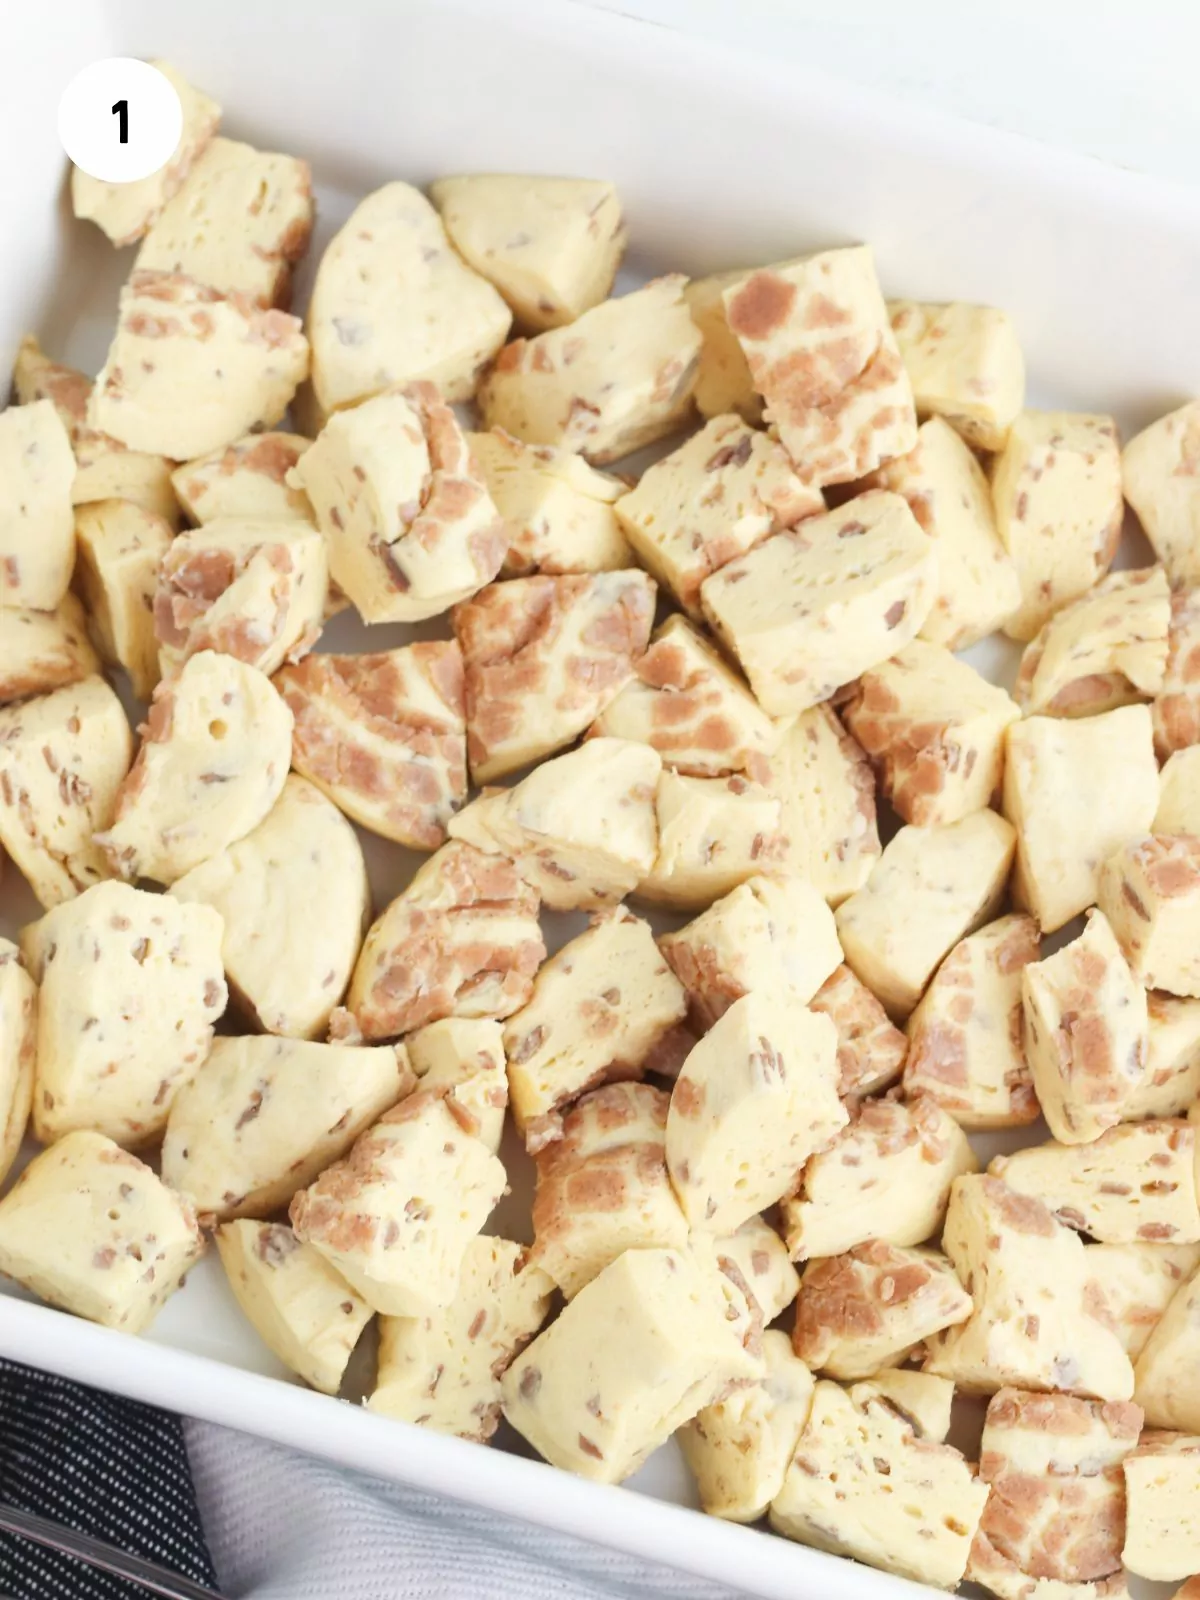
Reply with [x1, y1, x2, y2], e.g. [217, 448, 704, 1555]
[2, 3, 1199, 1595]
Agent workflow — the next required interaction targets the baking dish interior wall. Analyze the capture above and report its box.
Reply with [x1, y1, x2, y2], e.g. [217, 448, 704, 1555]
[7, 0, 1199, 437]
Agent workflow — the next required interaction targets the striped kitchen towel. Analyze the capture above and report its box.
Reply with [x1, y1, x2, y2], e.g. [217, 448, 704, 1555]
[0, 1358, 218, 1600]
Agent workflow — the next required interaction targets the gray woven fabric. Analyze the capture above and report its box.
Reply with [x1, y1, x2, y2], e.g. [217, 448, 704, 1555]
[187, 1421, 748, 1600]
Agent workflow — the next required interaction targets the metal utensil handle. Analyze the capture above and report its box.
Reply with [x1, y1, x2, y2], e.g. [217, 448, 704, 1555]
[0, 1502, 226, 1600]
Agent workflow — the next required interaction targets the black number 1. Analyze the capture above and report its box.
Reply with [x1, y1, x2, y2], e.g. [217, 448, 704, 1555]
[112, 99, 128, 143]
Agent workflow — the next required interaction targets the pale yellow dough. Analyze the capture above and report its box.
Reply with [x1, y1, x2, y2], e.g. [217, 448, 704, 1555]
[171, 775, 369, 1040]
[529, 1083, 687, 1300]
[614, 412, 821, 617]
[874, 416, 1022, 650]
[843, 639, 1020, 826]
[290, 1090, 507, 1317]
[0, 399, 76, 610]
[888, 299, 1025, 451]
[431, 174, 626, 331]
[89, 271, 309, 460]
[665, 991, 844, 1233]
[504, 907, 687, 1150]
[216, 1221, 372, 1395]
[136, 136, 313, 307]
[769, 1379, 987, 1589]
[448, 737, 660, 911]
[0, 941, 36, 1188]
[925, 1175, 1135, 1401]
[1123, 400, 1200, 588]
[835, 809, 1016, 1019]
[700, 489, 938, 718]
[98, 651, 293, 885]
[679, 1331, 815, 1523]
[369, 1235, 554, 1440]
[162, 1035, 412, 1223]
[501, 1246, 758, 1485]
[1003, 705, 1159, 934]
[74, 500, 174, 700]
[723, 245, 918, 486]
[992, 410, 1124, 641]
[292, 383, 505, 625]
[0, 1131, 203, 1334]
[0, 595, 99, 706]
[307, 181, 511, 413]
[1021, 912, 1149, 1146]
[22, 880, 225, 1147]
[0, 675, 132, 909]
[479, 276, 702, 466]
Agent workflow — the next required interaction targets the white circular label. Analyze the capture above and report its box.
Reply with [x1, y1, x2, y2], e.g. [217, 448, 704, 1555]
[58, 58, 183, 184]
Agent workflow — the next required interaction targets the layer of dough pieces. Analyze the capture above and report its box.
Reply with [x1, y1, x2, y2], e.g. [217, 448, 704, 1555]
[0, 675, 132, 909]
[21, 880, 226, 1147]
[448, 737, 660, 910]
[154, 517, 328, 678]
[75, 500, 174, 699]
[348, 842, 544, 1040]
[700, 490, 938, 717]
[89, 271, 309, 460]
[171, 775, 369, 1039]
[369, 1235, 554, 1441]
[98, 651, 292, 885]
[430, 174, 625, 331]
[0, 596, 99, 706]
[162, 1035, 412, 1222]
[722, 246, 917, 486]
[293, 382, 505, 625]
[479, 276, 701, 465]
[275, 642, 466, 850]
[307, 181, 511, 414]
[0, 1131, 204, 1334]
[0, 399, 76, 611]
[135, 136, 313, 307]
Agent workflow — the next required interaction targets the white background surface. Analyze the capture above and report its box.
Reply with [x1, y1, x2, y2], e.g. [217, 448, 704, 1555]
[583, 0, 1200, 189]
